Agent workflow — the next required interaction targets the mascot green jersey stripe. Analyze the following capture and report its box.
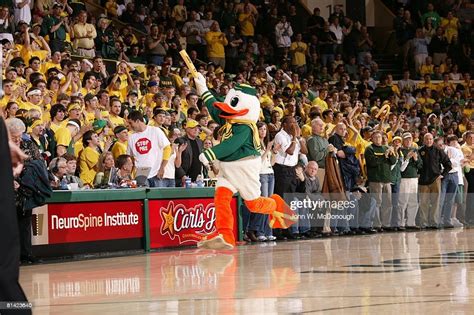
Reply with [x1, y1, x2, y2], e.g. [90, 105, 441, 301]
[201, 90, 261, 162]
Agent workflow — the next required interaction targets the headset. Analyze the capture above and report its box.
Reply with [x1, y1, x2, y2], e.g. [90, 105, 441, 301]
[50, 157, 66, 174]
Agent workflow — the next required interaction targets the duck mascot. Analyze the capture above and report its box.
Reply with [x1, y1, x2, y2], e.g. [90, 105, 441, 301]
[192, 72, 296, 250]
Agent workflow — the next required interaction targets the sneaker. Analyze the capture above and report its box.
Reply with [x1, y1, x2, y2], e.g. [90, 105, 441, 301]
[266, 235, 277, 241]
[257, 235, 267, 242]
[452, 218, 464, 228]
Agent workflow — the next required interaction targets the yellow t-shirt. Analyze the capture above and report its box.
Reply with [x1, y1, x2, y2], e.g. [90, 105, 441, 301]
[42, 61, 62, 74]
[79, 146, 100, 186]
[21, 47, 49, 66]
[54, 127, 72, 148]
[239, 13, 254, 36]
[111, 140, 128, 160]
[109, 114, 125, 127]
[312, 98, 328, 111]
[290, 42, 308, 67]
[84, 111, 96, 124]
[204, 32, 228, 58]
[301, 123, 312, 139]
[20, 102, 43, 117]
[420, 64, 434, 76]
[50, 120, 67, 133]
[417, 82, 437, 91]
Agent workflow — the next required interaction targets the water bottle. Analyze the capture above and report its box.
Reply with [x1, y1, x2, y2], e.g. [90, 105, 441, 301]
[185, 176, 192, 188]
[60, 176, 68, 190]
[196, 175, 204, 188]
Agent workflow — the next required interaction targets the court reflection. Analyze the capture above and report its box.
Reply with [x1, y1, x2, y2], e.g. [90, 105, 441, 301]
[20, 230, 474, 314]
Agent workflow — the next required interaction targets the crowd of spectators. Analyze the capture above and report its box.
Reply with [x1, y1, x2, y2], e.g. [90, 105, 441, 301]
[0, 0, 473, 257]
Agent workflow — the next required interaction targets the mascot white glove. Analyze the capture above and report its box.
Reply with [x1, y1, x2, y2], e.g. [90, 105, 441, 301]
[193, 72, 209, 96]
[199, 152, 210, 167]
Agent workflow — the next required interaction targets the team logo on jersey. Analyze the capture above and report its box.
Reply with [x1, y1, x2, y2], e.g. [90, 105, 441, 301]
[135, 138, 152, 154]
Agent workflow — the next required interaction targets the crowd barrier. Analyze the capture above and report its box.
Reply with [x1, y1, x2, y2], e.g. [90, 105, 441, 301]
[31, 188, 242, 258]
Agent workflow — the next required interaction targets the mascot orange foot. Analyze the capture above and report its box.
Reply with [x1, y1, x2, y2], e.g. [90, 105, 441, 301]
[197, 187, 297, 250]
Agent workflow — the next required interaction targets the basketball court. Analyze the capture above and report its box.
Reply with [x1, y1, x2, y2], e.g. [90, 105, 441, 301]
[20, 229, 474, 314]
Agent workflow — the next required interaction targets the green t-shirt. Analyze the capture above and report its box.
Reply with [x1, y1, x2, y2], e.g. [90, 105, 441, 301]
[43, 15, 67, 40]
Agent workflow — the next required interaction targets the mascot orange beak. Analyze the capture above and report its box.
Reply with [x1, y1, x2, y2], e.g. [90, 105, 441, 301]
[214, 102, 249, 119]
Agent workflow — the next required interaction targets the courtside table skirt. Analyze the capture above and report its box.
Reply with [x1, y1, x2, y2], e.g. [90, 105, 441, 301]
[31, 188, 242, 259]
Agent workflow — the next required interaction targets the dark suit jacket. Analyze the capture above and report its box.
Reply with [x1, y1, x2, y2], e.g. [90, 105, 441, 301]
[175, 135, 204, 180]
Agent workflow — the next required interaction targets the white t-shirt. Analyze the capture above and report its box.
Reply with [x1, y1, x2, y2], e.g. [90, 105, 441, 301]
[163, 150, 176, 179]
[445, 146, 464, 185]
[274, 129, 300, 167]
[127, 126, 170, 178]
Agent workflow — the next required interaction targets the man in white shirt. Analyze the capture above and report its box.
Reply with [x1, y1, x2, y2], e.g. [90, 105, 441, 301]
[442, 135, 465, 227]
[127, 110, 170, 187]
[273, 116, 308, 239]
[275, 16, 293, 57]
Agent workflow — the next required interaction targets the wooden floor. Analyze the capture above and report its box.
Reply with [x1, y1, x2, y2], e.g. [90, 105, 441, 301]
[20, 229, 474, 314]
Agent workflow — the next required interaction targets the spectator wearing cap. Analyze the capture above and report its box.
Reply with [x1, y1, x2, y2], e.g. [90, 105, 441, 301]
[398, 132, 423, 229]
[364, 130, 397, 230]
[9, 57, 27, 85]
[126, 110, 171, 187]
[388, 135, 404, 230]
[72, 11, 97, 58]
[84, 93, 99, 124]
[195, 113, 212, 141]
[126, 89, 140, 110]
[54, 118, 81, 156]
[111, 125, 128, 160]
[150, 108, 167, 132]
[42, 3, 70, 53]
[92, 119, 109, 151]
[175, 119, 204, 184]
[14, 0, 31, 25]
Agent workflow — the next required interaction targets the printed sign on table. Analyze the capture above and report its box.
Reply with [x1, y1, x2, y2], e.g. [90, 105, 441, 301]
[32, 201, 144, 245]
[148, 198, 238, 249]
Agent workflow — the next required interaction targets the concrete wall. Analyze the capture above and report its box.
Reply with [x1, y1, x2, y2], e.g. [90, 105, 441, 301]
[300, 0, 346, 20]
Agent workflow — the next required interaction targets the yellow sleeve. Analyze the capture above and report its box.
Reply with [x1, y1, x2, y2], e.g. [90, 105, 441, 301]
[301, 124, 312, 139]
[162, 144, 172, 160]
[84, 148, 99, 169]
[54, 128, 71, 147]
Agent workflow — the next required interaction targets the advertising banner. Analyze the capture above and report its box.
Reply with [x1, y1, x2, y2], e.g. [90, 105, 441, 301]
[32, 201, 144, 245]
[148, 198, 238, 249]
